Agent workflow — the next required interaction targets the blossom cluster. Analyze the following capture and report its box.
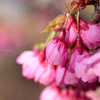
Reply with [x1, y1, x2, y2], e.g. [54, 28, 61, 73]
[16, 0, 100, 100]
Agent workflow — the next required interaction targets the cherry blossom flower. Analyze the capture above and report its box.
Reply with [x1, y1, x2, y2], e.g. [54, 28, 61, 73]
[85, 50, 100, 82]
[34, 61, 56, 85]
[40, 85, 62, 100]
[46, 30, 68, 66]
[80, 18, 100, 49]
[75, 50, 98, 83]
[16, 50, 41, 79]
[16, 49, 56, 85]
[68, 39, 83, 72]
[56, 63, 79, 86]
[65, 14, 77, 45]
[40, 85, 85, 100]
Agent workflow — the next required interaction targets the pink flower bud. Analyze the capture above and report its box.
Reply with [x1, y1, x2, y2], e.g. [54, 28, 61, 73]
[46, 31, 68, 66]
[65, 15, 78, 45]
[40, 85, 62, 100]
[80, 18, 100, 49]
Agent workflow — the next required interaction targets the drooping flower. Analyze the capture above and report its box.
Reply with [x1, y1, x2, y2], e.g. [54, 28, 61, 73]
[68, 39, 83, 72]
[65, 38, 97, 83]
[56, 65, 65, 85]
[16, 48, 56, 85]
[46, 30, 68, 66]
[75, 50, 98, 83]
[56, 63, 79, 86]
[63, 62, 79, 85]
[80, 18, 100, 49]
[40, 85, 62, 100]
[75, 48, 100, 83]
[34, 61, 56, 85]
[85, 49, 100, 82]
[16, 50, 40, 79]
[65, 14, 77, 45]
[40, 85, 86, 100]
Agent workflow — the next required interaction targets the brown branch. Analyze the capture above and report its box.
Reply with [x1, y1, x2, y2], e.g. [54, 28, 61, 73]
[91, 3, 100, 23]
[86, 0, 99, 11]
[71, 0, 99, 10]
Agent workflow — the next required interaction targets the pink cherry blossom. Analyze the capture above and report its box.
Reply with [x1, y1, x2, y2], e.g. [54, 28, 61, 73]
[34, 61, 56, 85]
[68, 39, 83, 72]
[66, 38, 97, 83]
[60, 88, 77, 100]
[75, 49, 100, 83]
[56, 40, 85, 86]
[75, 50, 98, 83]
[46, 31, 68, 66]
[80, 18, 100, 49]
[56, 64, 79, 86]
[16, 50, 41, 79]
[40, 85, 62, 100]
[85, 50, 100, 82]
[65, 15, 77, 45]
[56, 65, 65, 85]
[16, 49, 56, 85]
[64, 63, 79, 85]
[40, 85, 85, 100]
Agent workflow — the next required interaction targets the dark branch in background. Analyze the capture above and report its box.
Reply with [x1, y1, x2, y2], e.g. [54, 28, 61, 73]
[71, 0, 99, 6]
[86, 0, 99, 11]
[86, 0, 99, 5]
[86, 0, 100, 24]
[83, 0, 100, 23]
[71, 0, 100, 23]
[71, 0, 99, 10]
[91, 3, 100, 23]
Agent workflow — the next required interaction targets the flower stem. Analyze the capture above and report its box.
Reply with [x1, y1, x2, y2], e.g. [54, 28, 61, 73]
[77, 9, 80, 40]
[94, 0, 99, 11]
[44, 31, 56, 47]
[66, 0, 70, 12]
[64, 4, 78, 28]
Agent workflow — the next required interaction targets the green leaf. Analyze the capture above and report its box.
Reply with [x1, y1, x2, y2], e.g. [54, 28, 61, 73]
[41, 14, 65, 33]
[34, 43, 45, 50]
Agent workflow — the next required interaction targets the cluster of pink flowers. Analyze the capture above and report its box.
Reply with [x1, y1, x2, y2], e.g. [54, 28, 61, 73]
[16, 49, 56, 85]
[16, 0, 100, 100]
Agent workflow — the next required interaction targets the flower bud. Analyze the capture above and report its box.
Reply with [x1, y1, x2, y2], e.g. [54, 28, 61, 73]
[65, 14, 77, 45]
[65, 22, 77, 45]
[40, 85, 62, 100]
[46, 31, 68, 66]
